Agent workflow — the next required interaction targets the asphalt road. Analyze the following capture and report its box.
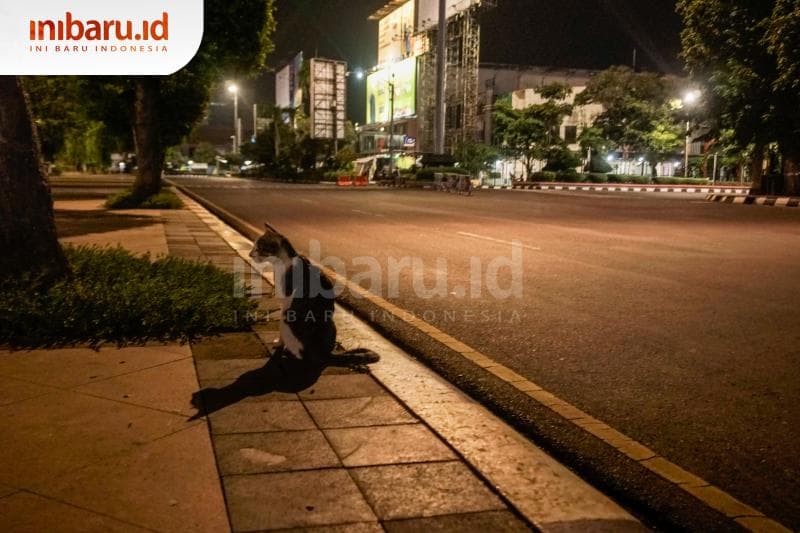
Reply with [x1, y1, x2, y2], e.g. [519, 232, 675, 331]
[172, 176, 800, 530]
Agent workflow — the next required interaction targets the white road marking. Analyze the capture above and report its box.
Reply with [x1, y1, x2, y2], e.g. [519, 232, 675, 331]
[456, 231, 542, 251]
[351, 209, 385, 217]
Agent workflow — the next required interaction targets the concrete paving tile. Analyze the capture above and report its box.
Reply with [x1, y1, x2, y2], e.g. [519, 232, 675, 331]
[0, 376, 57, 406]
[383, 510, 531, 532]
[224, 469, 376, 531]
[325, 424, 455, 467]
[350, 461, 505, 521]
[191, 332, 268, 360]
[278, 523, 383, 533]
[299, 374, 387, 400]
[0, 391, 187, 489]
[0, 492, 150, 532]
[0, 346, 189, 389]
[214, 430, 340, 475]
[75, 358, 199, 416]
[0, 483, 17, 498]
[196, 358, 269, 382]
[197, 379, 299, 402]
[305, 397, 416, 429]
[209, 400, 316, 434]
[410, 401, 635, 525]
[538, 518, 649, 532]
[38, 424, 229, 533]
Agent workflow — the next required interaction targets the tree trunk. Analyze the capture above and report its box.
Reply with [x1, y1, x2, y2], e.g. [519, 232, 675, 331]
[782, 152, 800, 197]
[0, 77, 67, 280]
[749, 143, 765, 195]
[132, 77, 164, 198]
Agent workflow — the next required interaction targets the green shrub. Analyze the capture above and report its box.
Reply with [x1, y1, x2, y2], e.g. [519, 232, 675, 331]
[556, 171, 585, 183]
[653, 177, 711, 186]
[322, 170, 353, 182]
[0, 246, 257, 349]
[587, 173, 609, 183]
[608, 174, 651, 184]
[416, 167, 469, 181]
[106, 189, 183, 210]
[531, 171, 557, 182]
[543, 147, 582, 172]
[585, 154, 613, 174]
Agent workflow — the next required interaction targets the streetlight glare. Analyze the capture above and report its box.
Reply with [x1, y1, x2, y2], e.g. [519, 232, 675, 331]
[227, 84, 239, 94]
[683, 89, 701, 105]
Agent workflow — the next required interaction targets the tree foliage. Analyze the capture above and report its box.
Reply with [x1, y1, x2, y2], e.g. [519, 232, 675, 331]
[493, 83, 575, 177]
[577, 66, 683, 177]
[678, 0, 800, 193]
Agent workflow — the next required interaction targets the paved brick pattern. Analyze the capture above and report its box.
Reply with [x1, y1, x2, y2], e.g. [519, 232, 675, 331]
[164, 206, 533, 532]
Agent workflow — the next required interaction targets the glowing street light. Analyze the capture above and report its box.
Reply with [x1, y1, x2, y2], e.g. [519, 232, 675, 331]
[227, 83, 241, 154]
[681, 89, 702, 177]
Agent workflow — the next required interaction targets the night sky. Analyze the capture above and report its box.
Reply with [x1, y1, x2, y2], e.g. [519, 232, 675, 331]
[225, 0, 683, 128]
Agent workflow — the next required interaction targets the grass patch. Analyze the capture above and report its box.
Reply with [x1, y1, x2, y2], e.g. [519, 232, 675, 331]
[0, 246, 257, 349]
[106, 189, 184, 210]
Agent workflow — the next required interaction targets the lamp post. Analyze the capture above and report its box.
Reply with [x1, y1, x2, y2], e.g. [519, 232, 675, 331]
[682, 90, 701, 178]
[228, 84, 239, 154]
[388, 75, 396, 178]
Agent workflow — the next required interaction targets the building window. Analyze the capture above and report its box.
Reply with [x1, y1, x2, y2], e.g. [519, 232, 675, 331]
[564, 125, 578, 145]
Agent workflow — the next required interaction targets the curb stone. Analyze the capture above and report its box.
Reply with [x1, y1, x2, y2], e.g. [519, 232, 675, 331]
[706, 194, 800, 207]
[512, 183, 750, 194]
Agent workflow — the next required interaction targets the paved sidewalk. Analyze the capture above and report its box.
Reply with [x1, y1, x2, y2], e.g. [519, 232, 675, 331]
[0, 199, 228, 532]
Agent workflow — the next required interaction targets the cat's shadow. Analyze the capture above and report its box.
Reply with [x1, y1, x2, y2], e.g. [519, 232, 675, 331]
[189, 354, 327, 421]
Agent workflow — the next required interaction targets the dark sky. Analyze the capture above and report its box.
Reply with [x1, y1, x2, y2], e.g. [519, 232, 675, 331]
[227, 0, 683, 128]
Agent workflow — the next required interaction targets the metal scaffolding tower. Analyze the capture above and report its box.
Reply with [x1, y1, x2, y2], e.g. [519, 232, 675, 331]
[416, 1, 494, 154]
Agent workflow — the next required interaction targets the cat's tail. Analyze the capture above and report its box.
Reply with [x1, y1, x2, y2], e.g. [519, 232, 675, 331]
[329, 347, 381, 369]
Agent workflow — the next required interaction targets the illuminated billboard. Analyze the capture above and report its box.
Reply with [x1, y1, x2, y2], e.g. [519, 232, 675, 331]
[377, 1, 414, 65]
[366, 57, 416, 125]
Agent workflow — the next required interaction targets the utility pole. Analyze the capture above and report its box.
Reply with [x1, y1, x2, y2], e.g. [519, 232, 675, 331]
[434, 0, 447, 154]
[684, 119, 691, 178]
[332, 69, 339, 155]
[253, 104, 258, 141]
[388, 76, 395, 177]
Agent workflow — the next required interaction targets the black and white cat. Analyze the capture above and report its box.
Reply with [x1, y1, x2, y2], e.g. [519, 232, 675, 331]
[249, 223, 379, 368]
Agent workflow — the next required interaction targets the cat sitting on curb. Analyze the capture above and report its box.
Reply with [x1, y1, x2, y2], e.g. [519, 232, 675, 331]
[249, 223, 380, 370]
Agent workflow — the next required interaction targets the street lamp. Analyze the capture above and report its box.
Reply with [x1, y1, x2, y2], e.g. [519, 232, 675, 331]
[228, 83, 240, 154]
[388, 74, 396, 178]
[681, 89, 702, 178]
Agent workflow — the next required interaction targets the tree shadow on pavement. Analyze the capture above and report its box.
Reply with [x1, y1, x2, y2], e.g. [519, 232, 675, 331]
[55, 209, 159, 238]
[189, 354, 326, 421]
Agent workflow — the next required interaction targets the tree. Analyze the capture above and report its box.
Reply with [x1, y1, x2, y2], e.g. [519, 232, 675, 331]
[767, 0, 800, 194]
[493, 83, 574, 178]
[454, 139, 499, 176]
[0, 77, 66, 279]
[678, 0, 800, 194]
[578, 126, 613, 172]
[26, 77, 130, 172]
[124, 1, 276, 198]
[577, 66, 685, 178]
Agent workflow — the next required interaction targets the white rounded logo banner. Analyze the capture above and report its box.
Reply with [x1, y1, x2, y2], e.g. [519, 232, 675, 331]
[0, 0, 204, 74]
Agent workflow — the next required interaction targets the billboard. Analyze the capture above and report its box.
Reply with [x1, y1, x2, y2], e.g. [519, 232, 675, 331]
[366, 57, 417, 125]
[275, 52, 303, 110]
[416, 0, 479, 31]
[377, 1, 414, 65]
[309, 58, 347, 140]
